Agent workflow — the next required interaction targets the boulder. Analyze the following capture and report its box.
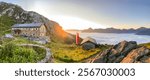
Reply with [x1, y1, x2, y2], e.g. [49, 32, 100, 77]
[93, 41, 137, 63]
[121, 47, 150, 63]
[107, 41, 137, 63]
[140, 56, 150, 63]
[81, 37, 97, 45]
[91, 50, 110, 63]
[81, 37, 97, 50]
[82, 42, 96, 50]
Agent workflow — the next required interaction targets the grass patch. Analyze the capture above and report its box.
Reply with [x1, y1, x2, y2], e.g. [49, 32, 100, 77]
[0, 15, 16, 36]
[0, 42, 46, 63]
[140, 43, 150, 49]
[0, 37, 46, 63]
[1, 36, 39, 45]
[12, 37, 38, 44]
[46, 42, 109, 63]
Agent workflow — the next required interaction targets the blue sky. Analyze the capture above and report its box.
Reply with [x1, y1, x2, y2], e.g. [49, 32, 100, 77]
[0, 0, 150, 29]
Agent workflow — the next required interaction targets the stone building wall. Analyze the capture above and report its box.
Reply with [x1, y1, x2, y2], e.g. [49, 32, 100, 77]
[12, 24, 47, 38]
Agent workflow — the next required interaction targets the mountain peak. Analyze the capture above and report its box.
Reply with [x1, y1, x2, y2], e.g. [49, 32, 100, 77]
[137, 27, 147, 30]
[0, 1, 9, 5]
[0, 1, 49, 23]
[0, 1, 22, 9]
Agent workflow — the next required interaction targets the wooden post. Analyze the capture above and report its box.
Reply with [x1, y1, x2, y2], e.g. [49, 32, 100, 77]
[76, 32, 79, 45]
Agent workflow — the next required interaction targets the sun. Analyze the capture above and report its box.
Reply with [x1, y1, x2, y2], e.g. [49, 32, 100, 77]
[48, 16, 108, 30]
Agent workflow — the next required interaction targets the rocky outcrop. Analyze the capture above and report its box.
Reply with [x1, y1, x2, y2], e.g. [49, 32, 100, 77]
[92, 40, 150, 63]
[121, 47, 150, 63]
[0, 2, 49, 23]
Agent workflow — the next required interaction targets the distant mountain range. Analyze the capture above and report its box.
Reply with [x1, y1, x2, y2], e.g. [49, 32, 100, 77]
[67, 27, 150, 36]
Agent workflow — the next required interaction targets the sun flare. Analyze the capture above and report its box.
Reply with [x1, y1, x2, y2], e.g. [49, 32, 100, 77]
[48, 16, 108, 30]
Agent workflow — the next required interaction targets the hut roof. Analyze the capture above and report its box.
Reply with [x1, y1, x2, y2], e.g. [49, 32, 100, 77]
[12, 23, 44, 28]
[81, 37, 97, 45]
